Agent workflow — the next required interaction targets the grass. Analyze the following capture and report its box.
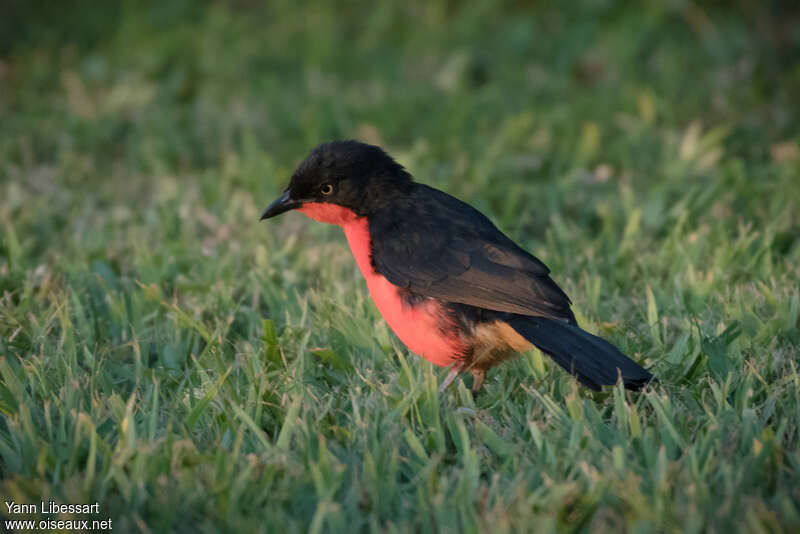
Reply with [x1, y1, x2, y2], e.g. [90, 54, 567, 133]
[1, 0, 799, 531]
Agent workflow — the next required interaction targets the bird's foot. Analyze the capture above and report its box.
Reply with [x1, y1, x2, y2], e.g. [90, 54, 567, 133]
[470, 369, 486, 399]
[438, 364, 463, 393]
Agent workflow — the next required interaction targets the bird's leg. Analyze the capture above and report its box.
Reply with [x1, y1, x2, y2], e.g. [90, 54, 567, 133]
[470, 369, 486, 397]
[438, 363, 463, 393]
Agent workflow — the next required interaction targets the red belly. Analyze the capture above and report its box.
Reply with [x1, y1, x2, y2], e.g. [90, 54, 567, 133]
[298, 203, 464, 367]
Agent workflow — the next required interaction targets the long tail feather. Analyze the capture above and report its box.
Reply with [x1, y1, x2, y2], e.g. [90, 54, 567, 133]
[506, 315, 655, 391]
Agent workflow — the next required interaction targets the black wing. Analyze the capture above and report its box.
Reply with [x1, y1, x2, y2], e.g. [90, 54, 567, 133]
[369, 184, 575, 323]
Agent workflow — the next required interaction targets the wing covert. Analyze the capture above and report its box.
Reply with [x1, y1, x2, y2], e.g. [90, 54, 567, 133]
[368, 186, 575, 322]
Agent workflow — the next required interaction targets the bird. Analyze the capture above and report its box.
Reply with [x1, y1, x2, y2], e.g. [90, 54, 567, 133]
[260, 140, 655, 394]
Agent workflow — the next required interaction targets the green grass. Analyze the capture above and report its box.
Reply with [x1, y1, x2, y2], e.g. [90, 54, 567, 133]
[1, 1, 799, 532]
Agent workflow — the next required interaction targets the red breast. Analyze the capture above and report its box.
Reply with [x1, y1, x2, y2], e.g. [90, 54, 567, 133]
[298, 202, 464, 367]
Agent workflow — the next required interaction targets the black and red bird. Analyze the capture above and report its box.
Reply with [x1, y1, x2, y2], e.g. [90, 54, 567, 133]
[261, 140, 654, 393]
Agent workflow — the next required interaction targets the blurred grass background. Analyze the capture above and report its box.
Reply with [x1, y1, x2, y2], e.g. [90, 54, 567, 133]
[1, 0, 799, 532]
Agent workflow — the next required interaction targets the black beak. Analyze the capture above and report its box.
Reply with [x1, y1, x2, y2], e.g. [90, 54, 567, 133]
[260, 190, 300, 220]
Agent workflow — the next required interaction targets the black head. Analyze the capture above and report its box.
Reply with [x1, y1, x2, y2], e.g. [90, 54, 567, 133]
[260, 140, 413, 220]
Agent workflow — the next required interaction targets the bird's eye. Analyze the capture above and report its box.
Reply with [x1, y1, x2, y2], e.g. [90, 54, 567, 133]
[320, 183, 334, 196]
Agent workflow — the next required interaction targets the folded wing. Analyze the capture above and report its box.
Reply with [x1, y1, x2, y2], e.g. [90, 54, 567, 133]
[369, 185, 576, 323]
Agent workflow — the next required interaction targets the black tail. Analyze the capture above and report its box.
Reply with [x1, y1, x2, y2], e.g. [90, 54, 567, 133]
[506, 315, 655, 391]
